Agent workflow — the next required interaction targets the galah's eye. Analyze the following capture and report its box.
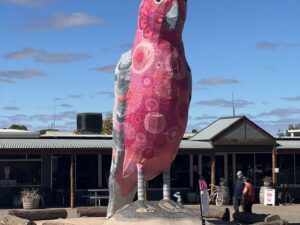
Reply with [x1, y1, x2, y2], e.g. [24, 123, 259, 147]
[154, 0, 164, 4]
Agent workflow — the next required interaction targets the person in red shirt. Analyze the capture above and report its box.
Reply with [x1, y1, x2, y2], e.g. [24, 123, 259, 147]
[242, 177, 255, 213]
[199, 175, 208, 191]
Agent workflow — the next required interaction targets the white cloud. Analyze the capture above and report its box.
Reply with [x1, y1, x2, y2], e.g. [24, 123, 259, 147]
[193, 114, 218, 121]
[92, 65, 116, 74]
[5, 48, 90, 64]
[0, 0, 46, 8]
[257, 108, 300, 118]
[256, 41, 300, 51]
[2, 106, 19, 111]
[0, 69, 47, 83]
[194, 98, 254, 108]
[100, 43, 132, 53]
[58, 103, 72, 108]
[69, 94, 82, 99]
[1, 111, 77, 130]
[198, 76, 239, 86]
[0, 78, 14, 83]
[95, 91, 114, 98]
[281, 96, 300, 102]
[22, 12, 107, 31]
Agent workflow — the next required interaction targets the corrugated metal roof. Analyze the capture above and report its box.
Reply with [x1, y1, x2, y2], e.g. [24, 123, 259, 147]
[40, 131, 113, 138]
[0, 139, 113, 149]
[179, 140, 212, 149]
[276, 140, 300, 149]
[0, 139, 213, 150]
[0, 131, 40, 139]
[190, 116, 243, 141]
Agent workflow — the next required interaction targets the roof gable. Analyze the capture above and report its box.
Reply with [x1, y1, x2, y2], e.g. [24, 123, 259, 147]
[190, 116, 243, 141]
[214, 118, 275, 145]
[190, 116, 275, 145]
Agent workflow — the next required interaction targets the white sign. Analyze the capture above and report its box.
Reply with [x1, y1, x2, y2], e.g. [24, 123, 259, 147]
[264, 188, 275, 206]
[200, 190, 210, 217]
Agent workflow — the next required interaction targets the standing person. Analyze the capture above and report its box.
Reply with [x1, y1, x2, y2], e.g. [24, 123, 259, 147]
[233, 171, 245, 212]
[243, 177, 255, 213]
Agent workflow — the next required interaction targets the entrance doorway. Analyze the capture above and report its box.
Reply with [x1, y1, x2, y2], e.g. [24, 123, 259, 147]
[200, 154, 232, 189]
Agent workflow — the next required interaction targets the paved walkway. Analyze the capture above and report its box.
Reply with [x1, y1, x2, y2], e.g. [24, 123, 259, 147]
[0, 204, 299, 224]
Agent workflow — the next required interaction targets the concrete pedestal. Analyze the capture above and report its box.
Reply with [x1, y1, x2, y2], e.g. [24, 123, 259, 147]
[104, 200, 201, 225]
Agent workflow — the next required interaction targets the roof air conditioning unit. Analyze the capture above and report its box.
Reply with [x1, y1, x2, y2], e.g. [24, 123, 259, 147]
[77, 113, 103, 134]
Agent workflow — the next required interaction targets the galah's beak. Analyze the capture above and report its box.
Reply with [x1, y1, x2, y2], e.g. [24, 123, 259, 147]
[165, 2, 179, 30]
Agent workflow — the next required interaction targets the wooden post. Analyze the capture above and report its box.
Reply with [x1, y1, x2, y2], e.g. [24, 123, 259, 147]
[272, 147, 277, 187]
[70, 154, 75, 208]
[211, 154, 216, 192]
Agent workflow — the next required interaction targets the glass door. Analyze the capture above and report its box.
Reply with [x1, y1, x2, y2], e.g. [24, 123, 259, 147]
[200, 154, 228, 186]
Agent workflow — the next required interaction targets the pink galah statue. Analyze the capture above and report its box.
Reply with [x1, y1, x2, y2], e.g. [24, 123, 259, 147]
[107, 0, 191, 218]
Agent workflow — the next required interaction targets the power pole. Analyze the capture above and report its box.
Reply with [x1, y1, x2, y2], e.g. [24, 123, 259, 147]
[53, 99, 57, 128]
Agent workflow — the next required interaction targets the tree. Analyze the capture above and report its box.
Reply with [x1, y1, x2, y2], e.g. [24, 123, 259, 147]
[9, 124, 28, 131]
[192, 129, 198, 133]
[101, 113, 113, 135]
[277, 129, 285, 138]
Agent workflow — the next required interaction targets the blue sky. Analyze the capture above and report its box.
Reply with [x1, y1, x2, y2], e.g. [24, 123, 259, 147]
[0, 0, 300, 135]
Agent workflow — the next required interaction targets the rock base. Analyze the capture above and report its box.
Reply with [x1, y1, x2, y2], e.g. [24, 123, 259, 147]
[104, 200, 201, 225]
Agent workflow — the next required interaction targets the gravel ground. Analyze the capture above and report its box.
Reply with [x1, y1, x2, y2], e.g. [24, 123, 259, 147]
[188, 204, 300, 224]
[0, 204, 299, 224]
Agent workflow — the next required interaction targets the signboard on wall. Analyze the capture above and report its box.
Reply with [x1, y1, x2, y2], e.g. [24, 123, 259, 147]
[264, 189, 275, 206]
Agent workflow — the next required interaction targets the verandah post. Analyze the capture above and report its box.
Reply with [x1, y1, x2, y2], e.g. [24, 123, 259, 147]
[70, 154, 75, 208]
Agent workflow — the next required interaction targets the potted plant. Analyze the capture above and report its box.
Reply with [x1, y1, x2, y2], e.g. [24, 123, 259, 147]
[219, 178, 230, 205]
[263, 176, 273, 187]
[21, 189, 41, 209]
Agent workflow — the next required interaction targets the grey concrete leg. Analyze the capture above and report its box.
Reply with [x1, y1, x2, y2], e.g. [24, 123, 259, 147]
[163, 169, 171, 200]
[137, 164, 145, 201]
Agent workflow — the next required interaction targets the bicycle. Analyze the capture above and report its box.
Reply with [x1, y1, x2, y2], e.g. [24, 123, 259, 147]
[209, 184, 224, 207]
[278, 190, 295, 205]
[277, 184, 296, 205]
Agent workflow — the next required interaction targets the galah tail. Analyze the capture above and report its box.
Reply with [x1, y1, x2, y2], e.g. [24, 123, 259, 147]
[107, 0, 191, 218]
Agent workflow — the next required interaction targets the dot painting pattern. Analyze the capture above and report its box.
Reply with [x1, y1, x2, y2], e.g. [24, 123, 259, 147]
[113, 0, 191, 198]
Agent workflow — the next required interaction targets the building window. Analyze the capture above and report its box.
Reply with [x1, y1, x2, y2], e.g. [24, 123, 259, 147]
[255, 153, 272, 186]
[52, 155, 70, 189]
[148, 174, 163, 189]
[236, 154, 254, 180]
[148, 155, 190, 189]
[0, 155, 41, 186]
[171, 155, 190, 188]
[76, 155, 98, 189]
[295, 155, 300, 184]
[277, 155, 294, 185]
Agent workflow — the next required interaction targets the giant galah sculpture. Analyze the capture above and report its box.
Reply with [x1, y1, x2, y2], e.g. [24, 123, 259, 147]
[107, 0, 191, 218]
